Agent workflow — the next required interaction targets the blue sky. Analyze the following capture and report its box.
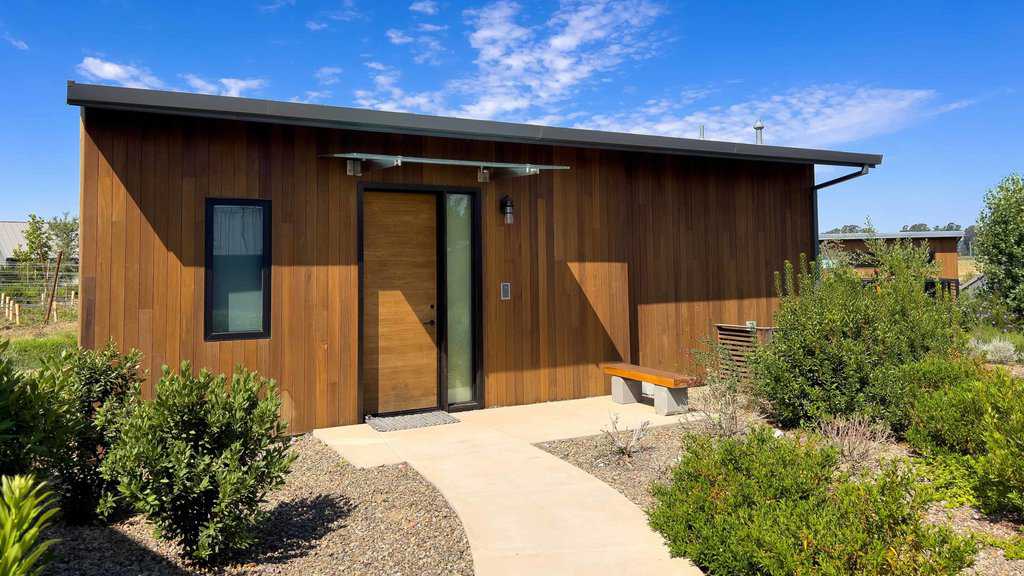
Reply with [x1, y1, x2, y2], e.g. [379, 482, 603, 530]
[0, 0, 1020, 232]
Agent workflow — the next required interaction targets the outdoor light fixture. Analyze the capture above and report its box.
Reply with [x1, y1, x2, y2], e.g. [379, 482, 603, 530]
[500, 195, 514, 225]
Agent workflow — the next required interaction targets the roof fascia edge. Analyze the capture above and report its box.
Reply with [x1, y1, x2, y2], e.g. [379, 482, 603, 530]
[68, 83, 882, 168]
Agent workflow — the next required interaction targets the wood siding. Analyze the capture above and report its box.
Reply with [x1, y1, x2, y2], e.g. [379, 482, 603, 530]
[80, 108, 814, 433]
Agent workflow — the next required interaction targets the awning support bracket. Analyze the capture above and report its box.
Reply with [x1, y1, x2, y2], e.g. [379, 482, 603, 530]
[322, 152, 570, 182]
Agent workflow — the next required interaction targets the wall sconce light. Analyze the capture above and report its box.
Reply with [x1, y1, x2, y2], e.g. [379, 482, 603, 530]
[500, 195, 514, 225]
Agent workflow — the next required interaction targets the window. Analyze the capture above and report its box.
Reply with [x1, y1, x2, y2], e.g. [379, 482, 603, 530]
[205, 199, 271, 340]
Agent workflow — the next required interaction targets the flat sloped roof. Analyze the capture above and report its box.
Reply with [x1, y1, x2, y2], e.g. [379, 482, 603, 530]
[67, 82, 882, 168]
[820, 231, 964, 241]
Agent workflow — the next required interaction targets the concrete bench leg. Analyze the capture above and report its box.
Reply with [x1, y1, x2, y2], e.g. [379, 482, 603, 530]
[611, 376, 643, 404]
[653, 386, 688, 416]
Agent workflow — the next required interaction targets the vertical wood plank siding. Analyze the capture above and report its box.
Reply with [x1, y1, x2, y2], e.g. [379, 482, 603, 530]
[80, 109, 814, 433]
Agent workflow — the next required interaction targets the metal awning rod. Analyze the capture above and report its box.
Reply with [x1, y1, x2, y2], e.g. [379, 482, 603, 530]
[320, 152, 570, 180]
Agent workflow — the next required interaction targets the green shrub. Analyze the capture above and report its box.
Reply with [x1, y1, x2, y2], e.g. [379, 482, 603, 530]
[649, 428, 975, 575]
[752, 241, 965, 430]
[915, 453, 980, 508]
[32, 344, 143, 523]
[100, 363, 295, 561]
[908, 369, 1024, 515]
[0, 475, 59, 576]
[0, 341, 48, 477]
[6, 331, 77, 372]
[975, 374, 1024, 515]
[866, 356, 982, 436]
[907, 377, 991, 457]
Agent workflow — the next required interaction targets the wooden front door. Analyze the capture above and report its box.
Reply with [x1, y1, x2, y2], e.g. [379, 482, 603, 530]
[362, 191, 439, 414]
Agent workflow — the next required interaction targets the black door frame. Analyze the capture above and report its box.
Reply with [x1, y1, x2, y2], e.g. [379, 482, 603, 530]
[357, 182, 484, 418]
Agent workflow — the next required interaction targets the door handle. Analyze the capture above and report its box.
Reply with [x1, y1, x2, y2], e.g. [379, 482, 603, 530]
[423, 319, 436, 326]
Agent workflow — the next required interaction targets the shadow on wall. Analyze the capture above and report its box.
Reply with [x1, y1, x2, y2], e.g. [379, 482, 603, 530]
[89, 109, 809, 400]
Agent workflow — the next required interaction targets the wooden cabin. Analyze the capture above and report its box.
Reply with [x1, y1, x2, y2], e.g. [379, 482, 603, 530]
[68, 81, 882, 433]
[819, 231, 963, 282]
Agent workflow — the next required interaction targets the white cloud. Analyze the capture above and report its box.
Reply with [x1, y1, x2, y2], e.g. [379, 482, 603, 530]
[3, 33, 28, 51]
[328, 0, 362, 21]
[315, 66, 343, 85]
[306, 20, 328, 31]
[290, 90, 332, 103]
[353, 62, 446, 114]
[258, 0, 295, 12]
[412, 35, 444, 64]
[219, 78, 267, 97]
[182, 73, 219, 94]
[386, 29, 414, 44]
[183, 74, 266, 97]
[409, 0, 439, 15]
[577, 85, 939, 147]
[76, 57, 164, 89]
[417, 23, 447, 32]
[353, 0, 664, 119]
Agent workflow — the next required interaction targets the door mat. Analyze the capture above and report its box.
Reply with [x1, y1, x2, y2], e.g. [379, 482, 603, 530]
[365, 411, 460, 432]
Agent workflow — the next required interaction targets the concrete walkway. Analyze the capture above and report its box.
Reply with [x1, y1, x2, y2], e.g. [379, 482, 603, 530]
[314, 396, 702, 576]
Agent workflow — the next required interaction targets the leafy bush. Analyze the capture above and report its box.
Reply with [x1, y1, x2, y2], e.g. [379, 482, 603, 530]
[0, 475, 59, 576]
[866, 356, 982, 436]
[908, 369, 1024, 515]
[975, 374, 1024, 515]
[649, 428, 976, 575]
[916, 453, 979, 508]
[6, 331, 77, 372]
[751, 241, 965, 430]
[961, 287, 1024, 332]
[974, 173, 1024, 322]
[907, 376, 992, 457]
[0, 341, 47, 477]
[32, 344, 143, 523]
[100, 363, 295, 561]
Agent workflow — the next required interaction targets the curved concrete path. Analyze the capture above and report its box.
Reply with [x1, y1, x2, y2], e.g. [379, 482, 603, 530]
[315, 397, 702, 576]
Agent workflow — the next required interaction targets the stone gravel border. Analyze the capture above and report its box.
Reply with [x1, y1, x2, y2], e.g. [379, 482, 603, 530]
[47, 435, 473, 576]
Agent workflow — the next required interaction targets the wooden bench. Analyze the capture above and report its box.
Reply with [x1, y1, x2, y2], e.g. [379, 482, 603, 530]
[600, 362, 703, 416]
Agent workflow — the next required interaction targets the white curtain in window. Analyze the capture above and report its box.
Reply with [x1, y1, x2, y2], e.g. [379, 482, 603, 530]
[213, 205, 263, 256]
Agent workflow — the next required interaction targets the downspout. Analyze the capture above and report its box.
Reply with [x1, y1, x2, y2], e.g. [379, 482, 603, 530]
[810, 164, 872, 261]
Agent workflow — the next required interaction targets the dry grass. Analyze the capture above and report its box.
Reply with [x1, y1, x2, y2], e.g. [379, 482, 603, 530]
[960, 256, 980, 282]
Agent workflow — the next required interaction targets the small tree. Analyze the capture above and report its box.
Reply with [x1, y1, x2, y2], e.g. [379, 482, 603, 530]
[13, 215, 52, 265]
[974, 173, 1024, 322]
[47, 213, 79, 262]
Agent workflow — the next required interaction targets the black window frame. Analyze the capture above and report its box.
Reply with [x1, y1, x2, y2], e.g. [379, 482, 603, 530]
[204, 198, 272, 341]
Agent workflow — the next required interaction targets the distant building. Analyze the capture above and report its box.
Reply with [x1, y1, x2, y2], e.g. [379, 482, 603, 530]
[0, 221, 28, 264]
[819, 230, 964, 282]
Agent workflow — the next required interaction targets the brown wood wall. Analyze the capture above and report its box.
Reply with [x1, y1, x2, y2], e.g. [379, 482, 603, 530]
[826, 238, 960, 279]
[80, 108, 814, 433]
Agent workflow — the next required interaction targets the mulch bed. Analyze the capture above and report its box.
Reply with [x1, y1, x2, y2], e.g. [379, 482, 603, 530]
[539, 422, 1023, 576]
[47, 435, 473, 576]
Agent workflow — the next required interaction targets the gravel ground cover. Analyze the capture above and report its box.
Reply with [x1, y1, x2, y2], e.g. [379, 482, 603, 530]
[539, 422, 1023, 576]
[47, 435, 473, 576]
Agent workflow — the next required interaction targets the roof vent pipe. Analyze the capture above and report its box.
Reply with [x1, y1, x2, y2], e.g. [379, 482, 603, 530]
[698, 124, 705, 139]
[753, 119, 765, 144]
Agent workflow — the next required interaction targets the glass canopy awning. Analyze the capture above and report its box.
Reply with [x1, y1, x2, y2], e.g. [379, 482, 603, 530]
[320, 152, 571, 181]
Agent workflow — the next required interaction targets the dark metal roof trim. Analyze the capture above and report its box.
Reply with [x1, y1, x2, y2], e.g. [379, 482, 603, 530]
[67, 81, 883, 168]
[820, 231, 965, 241]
